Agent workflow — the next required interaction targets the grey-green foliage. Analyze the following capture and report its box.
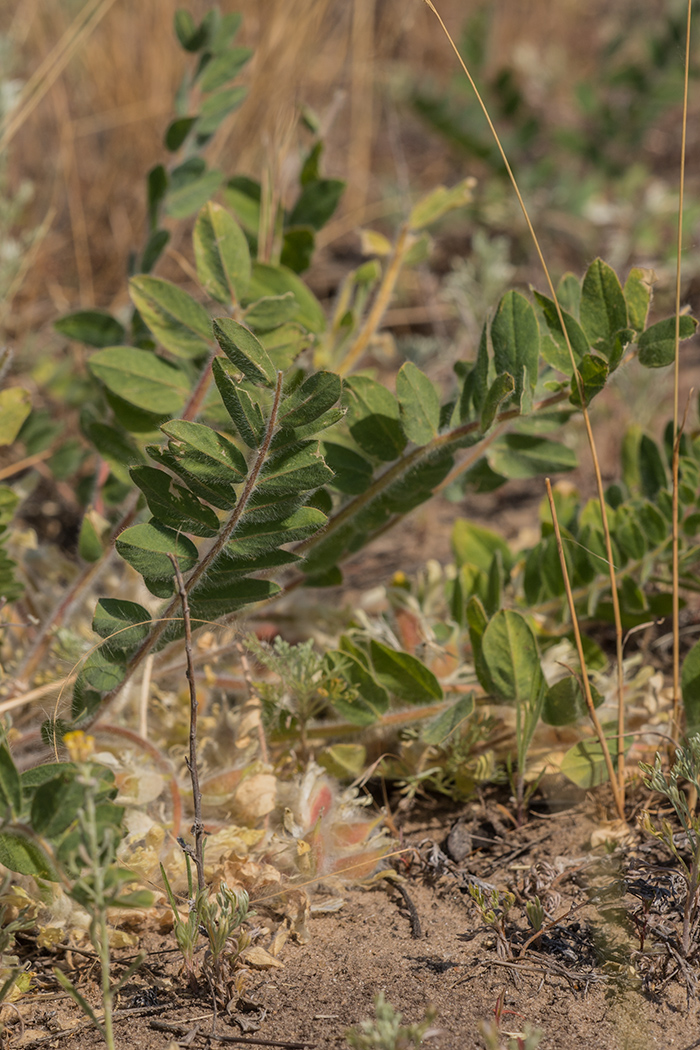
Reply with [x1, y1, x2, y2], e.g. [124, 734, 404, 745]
[40, 10, 698, 763]
[57, 197, 696, 741]
[346, 993, 437, 1050]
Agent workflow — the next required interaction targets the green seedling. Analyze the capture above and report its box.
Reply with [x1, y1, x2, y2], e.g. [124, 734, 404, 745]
[469, 883, 516, 959]
[346, 992, 437, 1050]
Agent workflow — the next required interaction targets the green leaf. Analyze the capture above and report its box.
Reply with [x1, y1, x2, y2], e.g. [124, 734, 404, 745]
[488, 433, 577, 479]
[317, 743, 367, 779]
[188, 575, 279, 619]
[452, 520, 512, 572]
[408, 178, 475, 229]
[212, 358, 264, 448]
[342, 376, 407, 461]
[639, 434, 667, 499]
[197, 85, 247, 136]
[247, 262, 326, 334]
[147, 444, 236, 511]
[322, 442, 373, 494]
[116, 522, 198, 593]
[230, 505, 327, 557]
[142, 229, 170, 273]
[260, 322, 313, 371]
[92, 599, 152, 653]
[213, 318, 277, 386]
[490, 291, 540, 403]
[288, 178, 345, 231]
[579, 258, 627, 358]
[243, 294, 298, 332]
[257, 441, 334, 494]
[224, 175, 261, 235]
[459, 321, 489, 421]
[557, 273, 581, 318]
[638, 315, 698, 368]
[80, 648, 127, 693]
[129, 276, 212, 359]
[161, 418, 248, 483]
[54, 309, 126, 348]
[281, 228, 315, 274]
[396, 361, 440, 444]
[0, 739, 21, 816]
[89, 347, 189, 413]
[0, 830, 59, 880]
[480, 372, 515, 432]
[164, 116, 196, 151]
[30, 774, 85, 838]
[482, 610, 544, 703]
[422, 693, 475, 745]
[682, 639, 700, 735]
[84, 422, 146, 484]
[481, 610, 545, 768]
[198, 47, 252, 91]
[560, 728, 631, 789]
[624, 267, 653, 332]
[193, 201, 251, 305]
[569, 353, 609, 408]
[78, 514, 103, 563]
[279, 371, 342, 430]
[0, 388, 31, 446]
[166, 169, 223, 219]
[325, 650, 389, 724]
[174, 8, 205, 50]
[369, 640, 443, 703]
[542, 676, 602, 726]
[534, 292, 588, 374]
[466, 596, 494, 693]
[130, 465, 220, 536]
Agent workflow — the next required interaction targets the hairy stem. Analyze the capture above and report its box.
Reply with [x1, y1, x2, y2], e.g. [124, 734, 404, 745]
[547, 479, 625, 820]
[169, 554, 205, 892]
[83, 371, 284, 726]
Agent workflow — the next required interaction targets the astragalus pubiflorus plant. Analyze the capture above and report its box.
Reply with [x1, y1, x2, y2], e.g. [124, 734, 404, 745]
[0, 0, 699, 956]
[1, 5, 700, 832]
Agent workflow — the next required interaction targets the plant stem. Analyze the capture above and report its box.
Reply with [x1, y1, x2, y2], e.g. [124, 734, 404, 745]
[169, 553, 205, 892]
[337, 222, 412, 376]
[84, 371, 284, 727]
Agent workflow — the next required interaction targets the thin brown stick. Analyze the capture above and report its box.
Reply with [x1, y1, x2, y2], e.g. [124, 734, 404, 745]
[168, 553, 205, 893]
[671, 0, 693, 743]
[546, 479, 625, 820]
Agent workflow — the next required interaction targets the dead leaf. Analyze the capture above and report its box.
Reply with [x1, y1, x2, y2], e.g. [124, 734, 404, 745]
[243, 945, 284, 970]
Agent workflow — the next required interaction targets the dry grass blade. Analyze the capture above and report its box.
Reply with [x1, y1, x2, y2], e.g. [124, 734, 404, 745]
[671, 0, 694, 743]
[546, 478, 625, 820]
[0, 0, 120, 156]
[422, 0, 628, 804]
